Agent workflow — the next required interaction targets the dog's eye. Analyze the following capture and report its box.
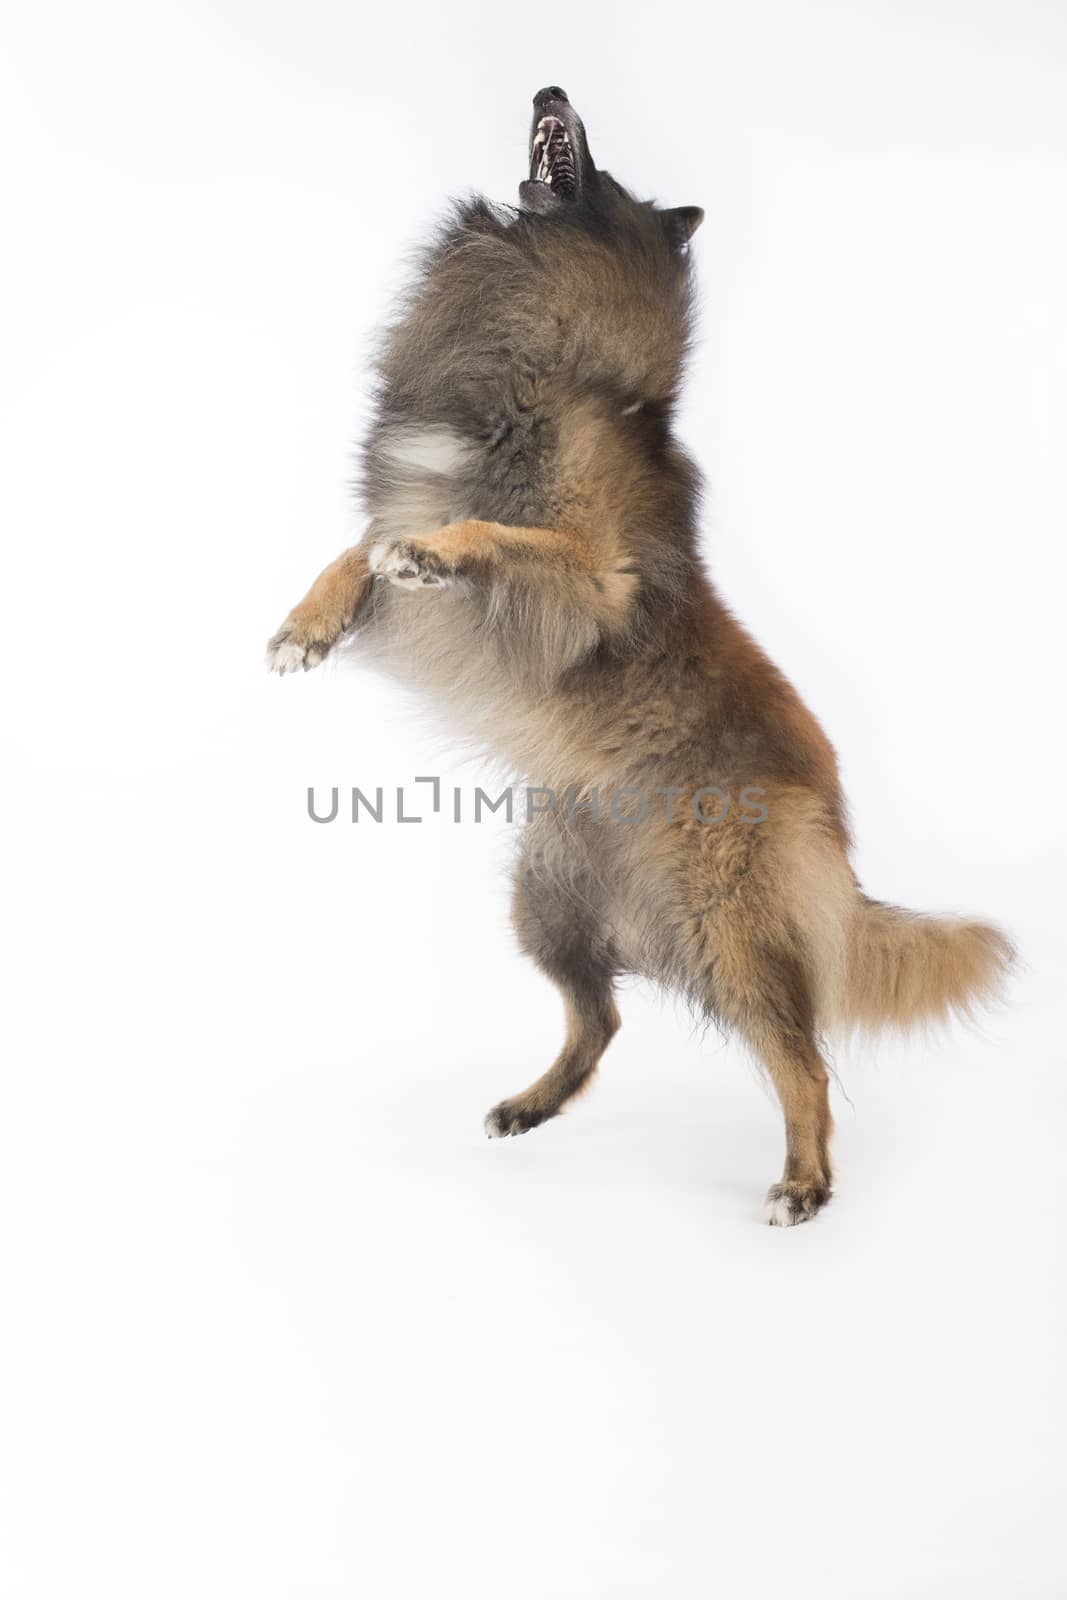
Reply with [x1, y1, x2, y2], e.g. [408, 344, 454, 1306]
[621, 400, 644, 416]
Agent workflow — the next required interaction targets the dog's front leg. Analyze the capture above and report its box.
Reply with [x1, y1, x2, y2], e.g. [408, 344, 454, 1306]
[266, 545, 374, 673]
[368, 520, 638, 631]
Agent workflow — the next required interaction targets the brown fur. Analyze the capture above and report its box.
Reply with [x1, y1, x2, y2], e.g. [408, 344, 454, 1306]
[267, 91, 1014, 1224]
[268, 547, 372, 669]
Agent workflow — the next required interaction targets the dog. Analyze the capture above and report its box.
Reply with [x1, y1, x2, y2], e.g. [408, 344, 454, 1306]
[267, 86, 1013, 1224]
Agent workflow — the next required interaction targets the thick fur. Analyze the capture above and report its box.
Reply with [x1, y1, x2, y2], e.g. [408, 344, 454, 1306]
[268, 91, 1013, 1224]
[841, 897, 1012, 1032]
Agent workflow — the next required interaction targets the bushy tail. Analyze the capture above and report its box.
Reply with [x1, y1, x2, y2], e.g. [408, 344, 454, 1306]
[839, 895, 1015, 1032]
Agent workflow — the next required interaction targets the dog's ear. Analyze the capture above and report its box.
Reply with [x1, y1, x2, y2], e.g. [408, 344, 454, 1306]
[661, 205, 704, 251]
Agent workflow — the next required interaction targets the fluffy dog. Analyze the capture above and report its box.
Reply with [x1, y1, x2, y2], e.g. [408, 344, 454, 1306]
[268, 87, 1012, 1224]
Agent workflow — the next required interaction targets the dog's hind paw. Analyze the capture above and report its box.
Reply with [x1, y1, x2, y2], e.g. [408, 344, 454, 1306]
[369, 538, 453, 589]
[484, 1098, 553, 1138]
[764, 1181, 831, 1227]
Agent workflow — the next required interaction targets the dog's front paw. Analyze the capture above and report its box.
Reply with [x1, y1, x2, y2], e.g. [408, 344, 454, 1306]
[368, 538, 453, 589]
[266, 617, 336, 674]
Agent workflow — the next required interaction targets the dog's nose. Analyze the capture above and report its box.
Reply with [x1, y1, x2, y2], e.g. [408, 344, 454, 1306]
[534, 86, 569, 109]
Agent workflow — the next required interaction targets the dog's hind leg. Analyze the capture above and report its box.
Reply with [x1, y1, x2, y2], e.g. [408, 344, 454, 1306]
[757, 1029, 833, 1227]
[484, 855, 620, 1138]
[707, 934, 834, 1226]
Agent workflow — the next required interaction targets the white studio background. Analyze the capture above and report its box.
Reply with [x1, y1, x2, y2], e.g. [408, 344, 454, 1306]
[2, 3, 1065, 1597]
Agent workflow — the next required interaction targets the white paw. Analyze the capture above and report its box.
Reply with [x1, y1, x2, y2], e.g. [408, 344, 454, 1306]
[483, 1100, 550, 1138]
[267, 638, 306, 674]
[368, 540, 452, 589]
[265, 629, 327, 674]
[764, 1182, 829, 1227]
[765, 1192, 801, 1227]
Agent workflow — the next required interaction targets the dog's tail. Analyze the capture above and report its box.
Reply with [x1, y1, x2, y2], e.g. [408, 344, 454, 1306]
[836, 895, 1015, 1032]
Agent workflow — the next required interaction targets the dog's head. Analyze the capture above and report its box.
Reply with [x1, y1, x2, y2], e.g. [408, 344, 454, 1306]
[383, 89, 701, 419]
[518, 86, 703, 254]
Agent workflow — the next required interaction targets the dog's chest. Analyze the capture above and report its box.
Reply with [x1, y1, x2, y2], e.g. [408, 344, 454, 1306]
[364, 425, 476, 541]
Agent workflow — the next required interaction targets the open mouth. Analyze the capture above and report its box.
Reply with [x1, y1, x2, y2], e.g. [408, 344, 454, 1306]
[529, 116, 577, 198]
